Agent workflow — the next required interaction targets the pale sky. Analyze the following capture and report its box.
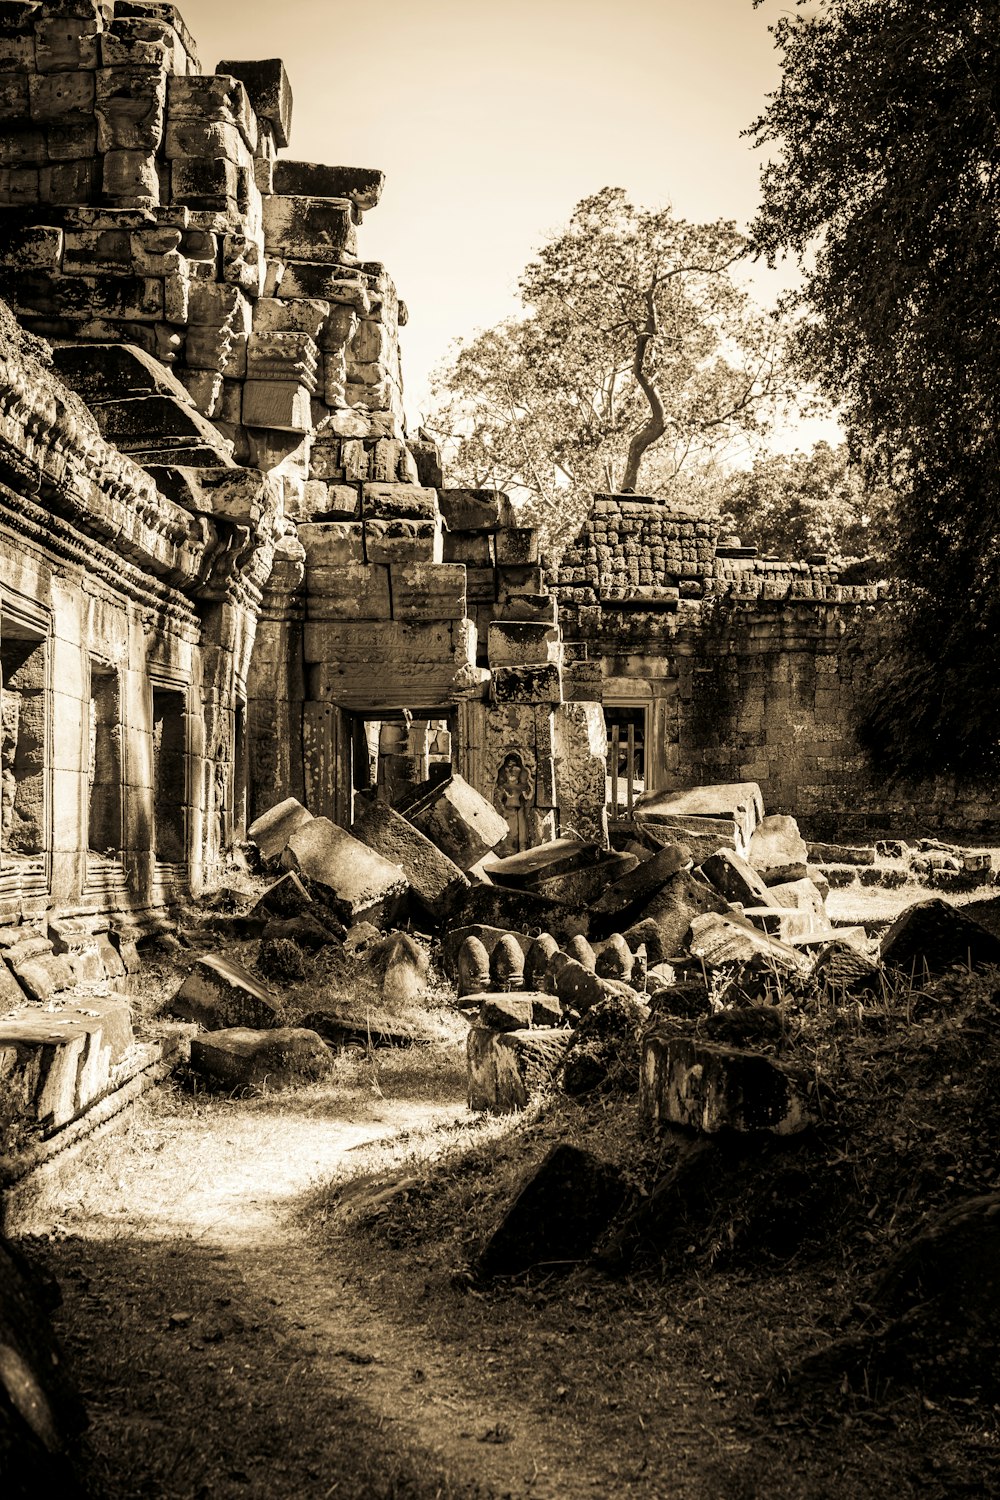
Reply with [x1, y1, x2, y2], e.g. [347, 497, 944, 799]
[181, 0, 835, 449]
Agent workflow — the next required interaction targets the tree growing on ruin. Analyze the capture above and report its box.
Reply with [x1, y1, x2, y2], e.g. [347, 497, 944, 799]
[748, 0, 1000, 776]
[427, 188, 787, 548]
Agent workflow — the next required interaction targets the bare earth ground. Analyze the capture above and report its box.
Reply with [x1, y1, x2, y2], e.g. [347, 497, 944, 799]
[7, 880, 1000, 1498]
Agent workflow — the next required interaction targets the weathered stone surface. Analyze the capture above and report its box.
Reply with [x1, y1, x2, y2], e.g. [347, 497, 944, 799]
[479, 993, 563, 1031]
[524, 932, 560, 989]
[807, 841, 876, 866]
[595, 933, 634, 983]
[466, 1025, 571, 1114]
[251, 871, 313, 920]
[400, 774, 509, 872]
[624, 870, 730, 964]
[640, 1030, 814, 1136]
[436, 487, 515, 532]
[377, 931, 430, 1006]
[351, 797, 469, 921]
[0, 995, 134, 1131]
[767, 877, 828, 916]
[590, 842, 692, 929]
[216, 57, 292, 147]
[634, 783, 762, 858]
[281, 817, 408, 927]
[748, 814, 808, 874]
[551, 956, 636, 1016]
[170, 954, 281, 1031]
[9, 953, 75, 1002]
[456, 935, 491, 998]
[476, 1144, 628, 1278]
[247, 797, 314, 862]
[687, 911, 813, 977]
[488, 932, 525, 992]
[271, 160, 384, 209]
[189, 1027, 333, 1091]
[698, 849, 777, 909]
[743, 905, 831, 943]
[812, 939, 884, 997]
[879, 898, 1000, 977]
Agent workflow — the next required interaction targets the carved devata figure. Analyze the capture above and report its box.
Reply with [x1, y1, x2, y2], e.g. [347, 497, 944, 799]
[493, 751, 534, 855]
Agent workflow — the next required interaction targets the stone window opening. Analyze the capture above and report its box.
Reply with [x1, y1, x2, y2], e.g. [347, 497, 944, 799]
[151, 687, 187, 866]
[605, 704, 647, 822]
[1, 621, 48, 864]
[354, 711, 454, 808]
[87, 663, 123, 860]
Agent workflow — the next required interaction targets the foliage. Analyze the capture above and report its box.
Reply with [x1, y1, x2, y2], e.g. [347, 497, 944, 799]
[720, 441, 893, 560]
[427, 187, 787, 549]
[748, 0, 1000, 777]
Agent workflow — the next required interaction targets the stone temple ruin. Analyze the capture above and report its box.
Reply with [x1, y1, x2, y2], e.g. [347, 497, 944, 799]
[0, 1, 996, 1138]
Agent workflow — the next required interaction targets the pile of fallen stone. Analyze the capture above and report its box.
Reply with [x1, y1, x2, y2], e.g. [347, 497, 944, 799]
[171, 771, 510, 1090]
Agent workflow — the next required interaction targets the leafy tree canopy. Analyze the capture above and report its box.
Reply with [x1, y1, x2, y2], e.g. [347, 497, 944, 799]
[427, 188, 787, 548]
[720, 441, 892, 561]
[748, 0, 1000, 777]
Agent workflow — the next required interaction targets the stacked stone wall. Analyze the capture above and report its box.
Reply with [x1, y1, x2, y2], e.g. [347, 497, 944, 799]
[558, 495, 998, 836]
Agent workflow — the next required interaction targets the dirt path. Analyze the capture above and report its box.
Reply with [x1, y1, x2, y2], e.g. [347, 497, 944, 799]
[11, 1076, 661, 1499]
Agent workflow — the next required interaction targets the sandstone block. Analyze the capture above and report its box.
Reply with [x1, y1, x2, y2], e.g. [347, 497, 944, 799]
[466, 1024, 570, 1113]
[698, 848, 777, 908]
[271, 160, 384, 209]
[489, 663, 562, 705]
[95, 64, 166, 151]
[35, 15, 101, 71]
[879, 898, 1000, 977]
[634, 783, 763, 860]
[389, 562, 466, 621]
[400, 773, 509, 872]
[29, 69, 95, 124]
[748, 813, 808, 874]
[167, 73, 256, 152]
[687, 911, 813, 978]
[102, 147, 159, 202]
[189, 1027, 333, 1091]
[281, 817, 408, 927]
[476, 1143, 627, 1278]
[437, 487, 515, 532]
[351, 798, 469, 921]
[170, 954, 282, 1031]
[247, 796, 314, 862]
[216, 57, 292, 148]
[640, 1030, 814, 1136]
[305, 562, 391, 621]
[262, 194, 355, 261]
[362, 483, 437, 522]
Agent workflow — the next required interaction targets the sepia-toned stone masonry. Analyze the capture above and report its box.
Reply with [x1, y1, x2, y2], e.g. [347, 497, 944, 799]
[556, 497, 998, 835]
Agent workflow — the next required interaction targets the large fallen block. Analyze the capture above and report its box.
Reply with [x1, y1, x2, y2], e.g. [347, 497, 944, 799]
[397, 773, 509, 871]
[633, 783, 762, 859]
[476, 1143, 628, 1278]
[743, 907, 832, 943]
[590, 842, 692, 933]
[687, 911, 813, 978]
[747, 814, 807, 875]
[189, 1028, 334, 1091]
[0, 995, 134, 1132]
[486, 837, 616, 889]
[879, 898, 1000, 977]
[281, 817, 408, 927]
[170, 954, 282, 1031]
[247, 797, 314, 862]
[623, 871, 730, 964]
[467, 1025, 570, 1113]
[640, 1030, 814, 1136]
[698, 849, 778, 909]
[351, 798, 468, 921]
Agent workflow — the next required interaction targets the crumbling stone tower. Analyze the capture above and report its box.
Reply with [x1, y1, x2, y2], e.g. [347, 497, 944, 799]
[0, 0, 608, 930]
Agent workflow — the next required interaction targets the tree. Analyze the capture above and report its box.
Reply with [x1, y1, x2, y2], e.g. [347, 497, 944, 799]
[748, 0, 1000, 777]
[427, 188, 786, 548]
[721, 441, 892, 560]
